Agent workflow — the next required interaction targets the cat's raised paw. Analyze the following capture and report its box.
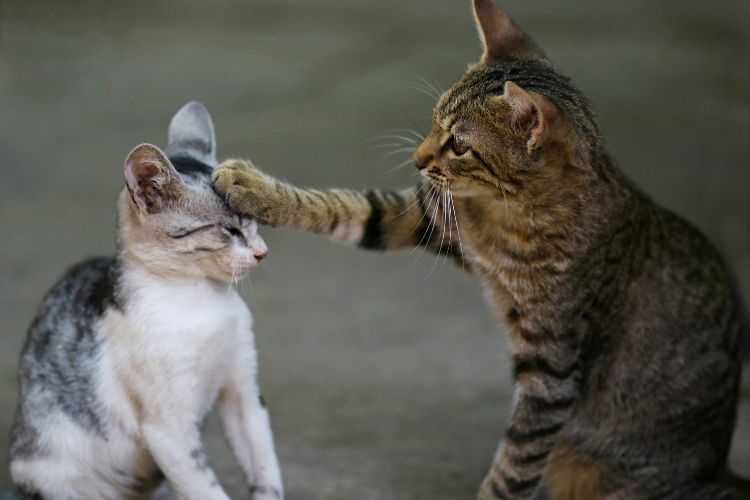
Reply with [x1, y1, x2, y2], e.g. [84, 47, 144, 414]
[212, 160, 277, 224]
[212, 159, 257, 193]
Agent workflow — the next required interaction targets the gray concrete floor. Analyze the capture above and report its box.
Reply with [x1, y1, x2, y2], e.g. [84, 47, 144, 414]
[1, 1, 749, 498]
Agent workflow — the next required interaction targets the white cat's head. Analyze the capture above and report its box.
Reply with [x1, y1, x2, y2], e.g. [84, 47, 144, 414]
[118, 102, 267, 283]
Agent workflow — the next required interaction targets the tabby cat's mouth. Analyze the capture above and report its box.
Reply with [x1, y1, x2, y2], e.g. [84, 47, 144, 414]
[424, 170, 448, 188]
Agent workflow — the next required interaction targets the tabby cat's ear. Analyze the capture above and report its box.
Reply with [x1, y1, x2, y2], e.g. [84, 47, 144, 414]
[166, 101, 217, 167]
[502, 81, 556, 154]
[472, 0, 545, 63]
[124, 143, 182, 212]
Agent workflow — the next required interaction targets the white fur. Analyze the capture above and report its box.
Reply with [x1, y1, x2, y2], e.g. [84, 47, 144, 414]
[11, 266, 282, 500]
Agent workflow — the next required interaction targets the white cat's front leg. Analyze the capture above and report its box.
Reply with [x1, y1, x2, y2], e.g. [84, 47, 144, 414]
[219, 344, 283, 499]
[142, 419, 230, 500]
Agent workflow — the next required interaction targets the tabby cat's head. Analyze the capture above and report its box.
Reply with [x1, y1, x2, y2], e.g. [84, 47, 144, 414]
[118, 102, 267, 282]
[414, 0, 601, 200]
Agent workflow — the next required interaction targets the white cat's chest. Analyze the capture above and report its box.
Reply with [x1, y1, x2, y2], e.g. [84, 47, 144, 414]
[126, 276, 251, 342]
[107, 273, 253, 416]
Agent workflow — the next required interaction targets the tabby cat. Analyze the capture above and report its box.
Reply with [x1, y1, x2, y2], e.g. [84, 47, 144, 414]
[11, 102, 282, 500]
[212, 1, 745, 498]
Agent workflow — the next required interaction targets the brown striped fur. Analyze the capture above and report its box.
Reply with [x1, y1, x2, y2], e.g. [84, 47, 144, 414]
[545, 443, 615, 500]
[213, 1, 746, 498]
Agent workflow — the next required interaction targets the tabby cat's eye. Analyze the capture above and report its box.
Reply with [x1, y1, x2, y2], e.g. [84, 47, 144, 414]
[448, 136, 471, 156]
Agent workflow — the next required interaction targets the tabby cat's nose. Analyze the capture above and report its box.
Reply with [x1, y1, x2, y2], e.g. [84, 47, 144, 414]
[413, 142, 434, 171]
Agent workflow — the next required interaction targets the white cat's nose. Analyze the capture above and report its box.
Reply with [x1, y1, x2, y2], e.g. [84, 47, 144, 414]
[251, 237, 268, 262]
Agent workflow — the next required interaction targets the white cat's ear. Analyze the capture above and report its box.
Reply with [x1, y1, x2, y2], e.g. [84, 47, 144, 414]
[124, 143, 182, 212]
[502, 81, 556, 154]
[472, 0, 545, 63]
[165, 101, 217, 167]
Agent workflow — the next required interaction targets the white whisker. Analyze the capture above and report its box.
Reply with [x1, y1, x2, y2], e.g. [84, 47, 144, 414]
[367, 142, 412, 151]
[229, 266, 237, 290]
[393, 184, 429, 218]
[376, 135, 420, 145]
[416, 76, 443, 100]
[408, 185, 437, 237]
[366, 136, 419, 151]
[361, 133, 422, 152]
[411, 185, 441, 258]
[385, 158, 415, 174]
[439, 186, 454, 272]
[430, 76, 445, 95]
[381, 146, 416, 158]
[425, 188, 448, 278]
[448, 189, 465, 272]
[411, 82, 440, 101]
[391, 128, 426, 142]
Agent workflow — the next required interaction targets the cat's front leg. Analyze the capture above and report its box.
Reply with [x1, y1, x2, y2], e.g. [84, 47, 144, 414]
[218, 344, 283, 500]
[219, 390, 283, 500]
[141, 419, 230, 500]
[478, 339, 581, 500]
[213, 159, 387, 243]
[214, 159, 463, 257]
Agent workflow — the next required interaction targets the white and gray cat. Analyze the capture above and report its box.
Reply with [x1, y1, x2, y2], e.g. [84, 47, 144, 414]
[10, 102, 283, 500]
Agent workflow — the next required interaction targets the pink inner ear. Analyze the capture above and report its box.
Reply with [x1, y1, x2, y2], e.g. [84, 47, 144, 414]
[504, 83, 537, 131]
[511, 98, 538, 132]
[122, 143, 179, 210]
[529, 109, 546, 148]
[502, 82, 554, 152]
[124, 160, 167, 210]
[125, 161, 160, 191]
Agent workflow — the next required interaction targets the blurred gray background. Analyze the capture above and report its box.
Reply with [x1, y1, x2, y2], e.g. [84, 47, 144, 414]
[1, 1, 749, 498]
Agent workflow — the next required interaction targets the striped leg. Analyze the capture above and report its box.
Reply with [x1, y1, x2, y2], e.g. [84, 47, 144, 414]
[213, 159, 462, 258]
[479, 330, 581, 500]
